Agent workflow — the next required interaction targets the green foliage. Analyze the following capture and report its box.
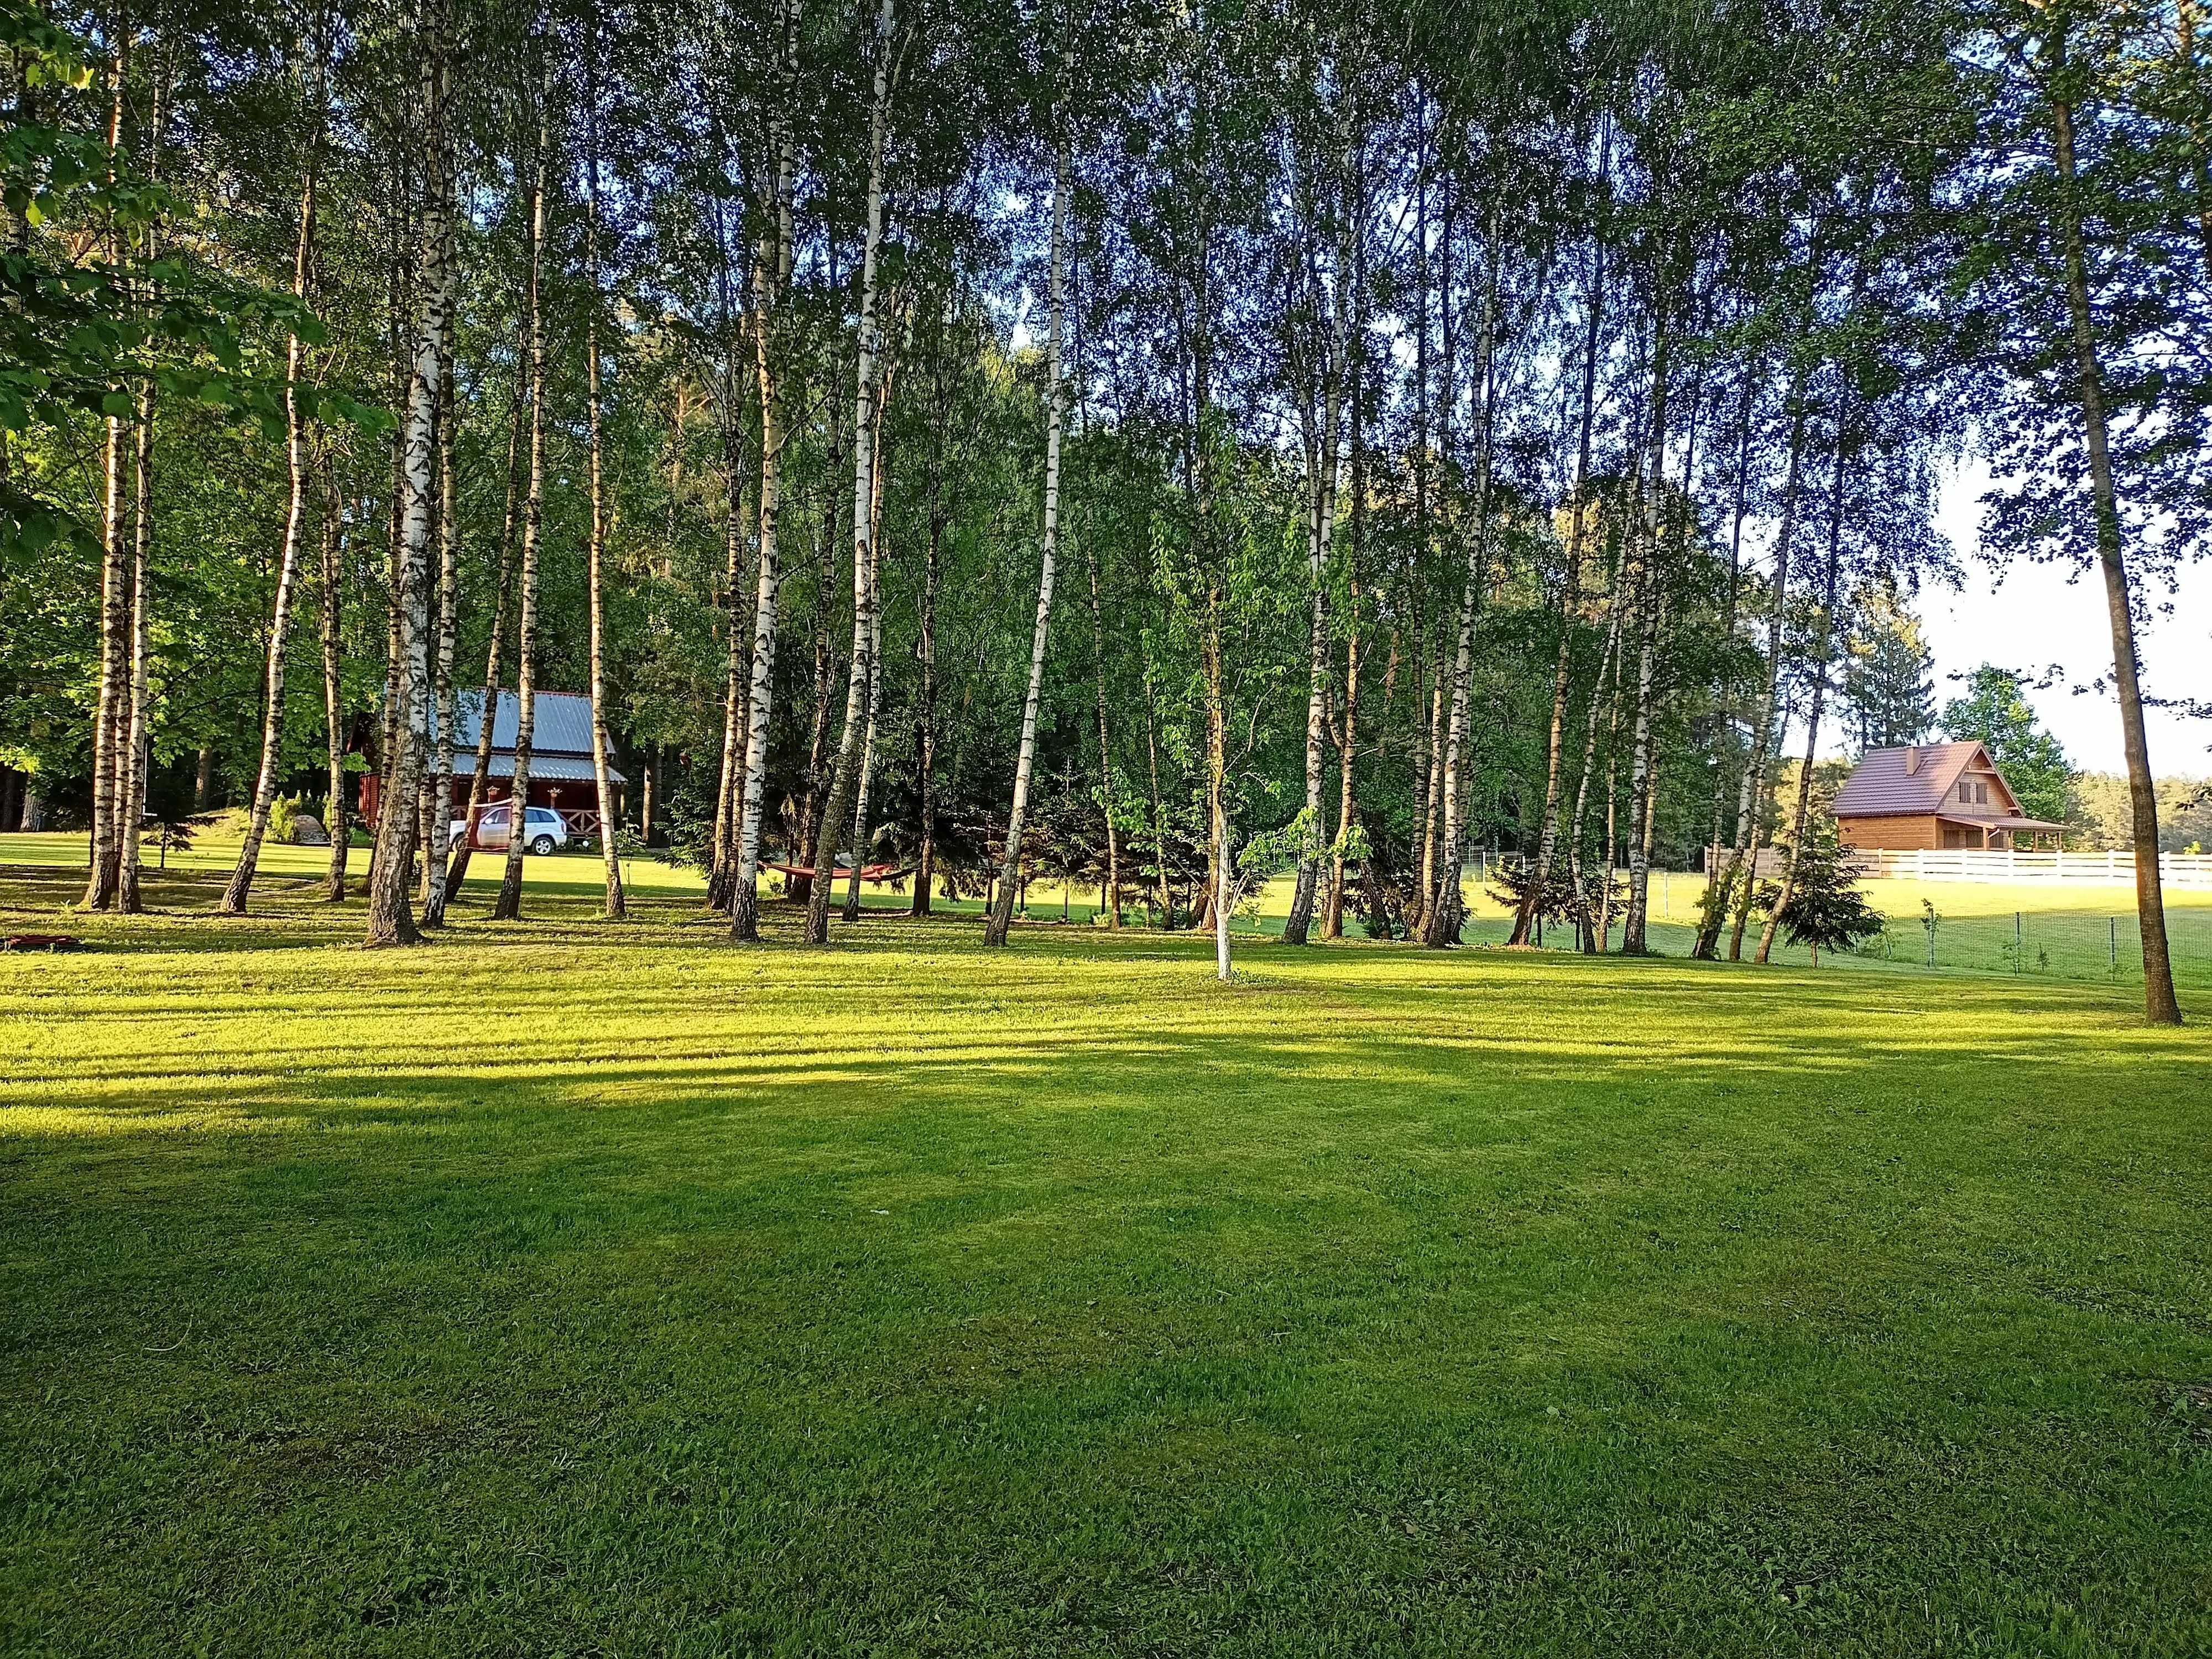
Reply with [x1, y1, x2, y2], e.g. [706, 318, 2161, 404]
[1759, 822, 1886, 965]
[1843, 579, 1936, 750]
[1940, 665, 2073, 825]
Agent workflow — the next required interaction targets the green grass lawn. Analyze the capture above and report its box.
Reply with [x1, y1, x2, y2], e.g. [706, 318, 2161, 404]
[3, 842, 2211, 1655]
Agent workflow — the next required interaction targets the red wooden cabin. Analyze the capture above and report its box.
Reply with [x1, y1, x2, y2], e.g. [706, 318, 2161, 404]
[357, 691, 625, 840]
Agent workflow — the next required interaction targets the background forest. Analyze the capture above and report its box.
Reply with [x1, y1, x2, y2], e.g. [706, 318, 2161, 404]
[2, 0, 2204, 1007]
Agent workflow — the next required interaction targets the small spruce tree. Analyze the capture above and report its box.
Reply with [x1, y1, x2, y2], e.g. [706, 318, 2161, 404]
[1756, 821, 1885, 967]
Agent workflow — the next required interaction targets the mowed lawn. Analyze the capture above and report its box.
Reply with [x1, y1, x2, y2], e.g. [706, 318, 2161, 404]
[3, 843, 2211, 1655]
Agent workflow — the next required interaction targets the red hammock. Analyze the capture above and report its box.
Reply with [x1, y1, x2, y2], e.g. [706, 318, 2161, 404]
[763, 862, 909, 884]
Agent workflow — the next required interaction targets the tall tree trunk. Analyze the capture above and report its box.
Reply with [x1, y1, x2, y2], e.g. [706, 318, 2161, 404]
[582, 28, 625, 920]
[119, 346, 156, 914]
[793, 397, 847, 907]
[364, 8, 455, 947]
[118, 46, 163, 916]
[1692, 373, 1759, 958]
[1622, 311, 1672, 955]
[1204, 585, 1232, 979]
[419, 332, 462, 924]
[444, 279, 530, 900]
[729, 23, 797, 941]
[843, 409, 891, 924]
[1406, 614, 1429, 922]
[225, 71, 320, 915]
[490, 95, 549, 925]
[2051, 55, 2182, 1022]
[320, 471, 348, 900]
[1323, 298, 1368, 942]
[1513, 197, 1605, 945]
[1084, 530, 1121, 927]
[804, 0, 894, 946]
[983, 137, 1067, 948]
[81, 25, 130, 912]
[707, 326, 748, 912]
[1422, 227, 1498, 949]
[1566, 540, 1626, 952]
[910, 392, 944, 917]
[1598, 614, 1625, 950]
[1142, 627, 1173, 927]
[1283, 238, 1345, 946]
[1724, 384, 1807, 959]
[1757, 435, 1849, 964]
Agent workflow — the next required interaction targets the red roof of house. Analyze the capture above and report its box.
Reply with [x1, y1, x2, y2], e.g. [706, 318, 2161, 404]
[1833, 741, 2017, 817]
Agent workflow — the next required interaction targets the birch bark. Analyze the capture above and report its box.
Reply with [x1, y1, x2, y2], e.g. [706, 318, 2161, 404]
[728, 12, 797, 942]
[1757, 437, 1848, 964]
[1512, 199, 1604, 945]
[1282, 190, 1346, 946]
[583, 26, 625, 919]
[490, 95, 550, 925]
[1621, 314, 1670, 956]
[320, 472, 348, 900]
[364, 7, 454, 947]
[1084, 532, 1121, 927]
[445, 264, 530, 898]
[420, 338, 461, 925]
[225, 61, 320, 915]
[82, 29, 130, 913]
[802, 0, 894, 946]
[983, 137, 1067, 948]
[1717, 378, 1806, 961]
[1421, 225, 1498, 949]
[843, 395, 891, 924]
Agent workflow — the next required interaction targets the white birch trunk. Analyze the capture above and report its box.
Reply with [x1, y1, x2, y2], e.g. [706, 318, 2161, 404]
[320, 475, 348, 901]
[583, 41, 625, 920]
[984, 139, 1067, 948]
[420, 350, 461, 925]
[1421, 243, 1498, 949]
[806, 0, 896, 946]
[729, 15, 799, 943]
[1283, 244, 1344, 945]
[225, 95, 319, 916]
[364, 18, 454, 947]
[489, 99, 549, 925]
[843, 416, 889, 924]
[118, 377, 153, 915]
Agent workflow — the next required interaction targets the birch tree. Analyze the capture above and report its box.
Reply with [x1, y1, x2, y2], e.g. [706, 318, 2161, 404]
[728, 0, 799, 943]
[983, 138, 1066, 948]
[806, 0, 898, 947]
[224, 38, 322, 916]
[491, 90, 551, 926]
[364, 0, 456, 948]
[583, 12, 625, 919]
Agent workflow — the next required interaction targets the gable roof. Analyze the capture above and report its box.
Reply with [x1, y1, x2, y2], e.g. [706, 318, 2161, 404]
[1833, 741, 2022, 818]
[447, 690, 599, 757]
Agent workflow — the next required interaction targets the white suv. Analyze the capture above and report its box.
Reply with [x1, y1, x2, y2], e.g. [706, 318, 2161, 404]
[448, 804, 569, 856]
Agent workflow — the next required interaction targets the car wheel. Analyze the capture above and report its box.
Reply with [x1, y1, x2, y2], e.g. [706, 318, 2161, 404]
[530, 835, 556, 857]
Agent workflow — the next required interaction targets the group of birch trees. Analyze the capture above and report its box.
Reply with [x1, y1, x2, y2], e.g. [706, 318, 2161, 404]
[5, 0, 2200, 1019]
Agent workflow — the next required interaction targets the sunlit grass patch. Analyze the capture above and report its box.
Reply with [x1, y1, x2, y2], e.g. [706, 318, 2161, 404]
[1, 850, 2209, 1655]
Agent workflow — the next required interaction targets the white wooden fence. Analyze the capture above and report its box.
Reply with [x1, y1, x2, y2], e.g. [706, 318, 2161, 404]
[1846, 847, 2212, 890]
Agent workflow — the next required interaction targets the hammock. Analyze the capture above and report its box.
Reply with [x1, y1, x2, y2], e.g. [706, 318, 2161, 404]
[762, 862, 910, 884]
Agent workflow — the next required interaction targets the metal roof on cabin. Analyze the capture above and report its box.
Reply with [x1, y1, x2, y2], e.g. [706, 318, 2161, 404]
[476, 752, 623, 785]
[449, 690, 600, 757]
[1832, 742, 2012, 817]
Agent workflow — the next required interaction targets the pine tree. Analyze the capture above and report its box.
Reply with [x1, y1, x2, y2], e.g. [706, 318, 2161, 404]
[1843, 579, 1936, 750]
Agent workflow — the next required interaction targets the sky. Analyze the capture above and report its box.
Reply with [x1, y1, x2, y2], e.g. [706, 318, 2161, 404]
[1907, 458, 2212, 780]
